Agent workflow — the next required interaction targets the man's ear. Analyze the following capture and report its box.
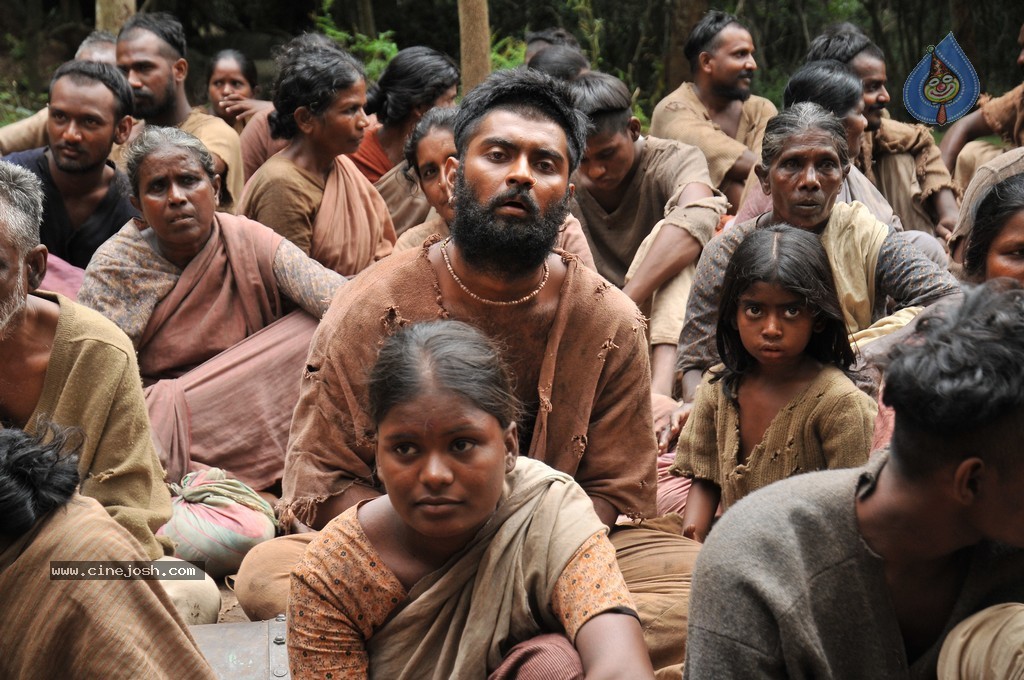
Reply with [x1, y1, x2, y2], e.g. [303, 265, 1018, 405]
[172, 57, 188, 85]
[698, 50, 714, 74]
[567, 182, 576, 200]
[754, 163, 771, 196]
[951, 457, 986, 506]
[25, 244, 48, 292]
[627, 117, 642, 140]
[444, 156, 460, 191]
[114, 115, 133, 146]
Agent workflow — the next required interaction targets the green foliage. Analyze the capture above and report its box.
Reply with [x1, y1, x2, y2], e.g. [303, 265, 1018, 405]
[314, 0, 399, 82]
[0, 88, 45, 127]
[568, 0, 603, 69]
[491, 35, 526, 71]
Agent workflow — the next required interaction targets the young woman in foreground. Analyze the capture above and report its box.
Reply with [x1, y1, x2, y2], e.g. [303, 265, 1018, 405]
[288, 320, 653, 679]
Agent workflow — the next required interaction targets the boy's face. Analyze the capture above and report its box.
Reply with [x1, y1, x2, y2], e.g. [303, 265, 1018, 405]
[577, 120, 640, 195]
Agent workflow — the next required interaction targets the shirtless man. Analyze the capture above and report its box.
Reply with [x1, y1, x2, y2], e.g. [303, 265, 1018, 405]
[650, 10, 777, 210]
[3, 60, 136, 268]
[115, 12, 244, 211]
[684, 281, 1024, 677]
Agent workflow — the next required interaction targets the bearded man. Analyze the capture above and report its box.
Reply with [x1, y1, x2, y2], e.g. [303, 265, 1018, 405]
[237, 68, 700, 679]
[650, 10, 777, 210]
[3, 60, 137, 268]
[115, 12, 244, 212]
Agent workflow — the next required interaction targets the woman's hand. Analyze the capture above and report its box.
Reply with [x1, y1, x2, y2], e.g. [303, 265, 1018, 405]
[221, 95, 274, 122]
[658, 401, 693, 454]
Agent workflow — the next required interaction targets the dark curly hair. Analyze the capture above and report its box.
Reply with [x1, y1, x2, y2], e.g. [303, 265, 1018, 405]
[365, 46, 459, 128]
[453, 68, 589, 172]
[884, 279, 1024, 477]
[806, 22, 885, 64]
[118, 11, 187, 60]
[684, 10, 748, 72]
[268, 34, 365, 140]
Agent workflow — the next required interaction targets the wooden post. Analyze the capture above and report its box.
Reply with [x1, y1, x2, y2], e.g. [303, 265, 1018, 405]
[458, 0, 491, 91]
[96, 0, 135, 34]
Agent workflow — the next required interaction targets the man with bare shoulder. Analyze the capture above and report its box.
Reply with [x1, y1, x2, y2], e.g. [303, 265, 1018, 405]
[685, 280, 1024, 678]
[115, 12, 244, 212]
[650, 10, 777, 211]
[3, 60, 137, 268]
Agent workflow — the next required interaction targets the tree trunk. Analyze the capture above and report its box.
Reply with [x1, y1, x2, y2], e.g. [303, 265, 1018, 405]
[96, 0, 135, 33]
[356, 0, 376, 36]
[664, 0, 707, 90]
[458, 0, 491, 91]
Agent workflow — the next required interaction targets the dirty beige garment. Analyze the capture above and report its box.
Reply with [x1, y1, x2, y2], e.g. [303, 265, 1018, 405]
[0, 495, 216, 679]
[0, 106, 47, 154]
[281, 240, 655, 527]
[374, 160, 431, 236]
[649, 83, 777, 188]
[19, 291, 173, 560]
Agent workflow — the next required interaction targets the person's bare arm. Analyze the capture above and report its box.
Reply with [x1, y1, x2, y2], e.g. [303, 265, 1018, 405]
[307, 485, 383, 532]
[650, 344, 678, 401]
[927, 188, 960, 241]
[680, 478, 721, 543]
[589, 496, 619, 530]
[621, 229, 702, 307]
[939, 110, 992, 172]
[575, 613, 655, 679]
[657, 368, 704, 452]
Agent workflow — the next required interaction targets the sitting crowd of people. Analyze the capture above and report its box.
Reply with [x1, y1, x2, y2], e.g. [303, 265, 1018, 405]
[2, 7, 1024, 679]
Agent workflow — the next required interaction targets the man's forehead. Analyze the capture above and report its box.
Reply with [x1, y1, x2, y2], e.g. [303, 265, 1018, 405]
[51, 76, 116, 105]
[472, 107, 569, 148]
[117, 29, 175, 61]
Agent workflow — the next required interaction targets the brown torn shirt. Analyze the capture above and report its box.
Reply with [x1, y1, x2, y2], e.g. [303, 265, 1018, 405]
[649, 83, 777, 188]
[857, 117, 960, 204]
[281, 239, 657, 526]
[978, 81, 1024, 147]
[571, 136, 726, 287]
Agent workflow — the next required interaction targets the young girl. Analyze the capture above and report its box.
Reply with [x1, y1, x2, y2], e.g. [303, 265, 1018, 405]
[288, 320, 653, 679]
[672, 224, 876, 542]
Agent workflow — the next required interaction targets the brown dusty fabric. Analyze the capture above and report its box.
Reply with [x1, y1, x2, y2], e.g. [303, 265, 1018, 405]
[858, 118, 960, 212]
[137, 216, 283, 379]
[0, 106, 47, 155]
[670, 365, 876, 510]
[0, 495, 216, 679]
[281, 241, 656, 527]
[238, 107, 287, 181]
[487, 634, 584, 680]
[571, 135, 725, 287]
[952, 139, 1007, 191]
[374, 160, 432, 236]
[978, 82, 1024, 148]
[288, 458, 621, 679]
[241, 153, 395, 275]
[948, 146, 1024, 279]
[649, 83, 777, 188]
[936, 603, 1024, 680]
[77, 213, 339, 489]
[348, 125, 393, 183]
[19, 292, 173, 560]
[394, 213, 598, 271]
[144, 311, 318, 490]
[238, 512, 699, 678]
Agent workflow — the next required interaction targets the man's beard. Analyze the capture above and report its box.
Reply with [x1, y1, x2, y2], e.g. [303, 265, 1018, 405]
[132, 78, 176, 120]
[449, 166, 568, 280]
[0, 266, 27, 342]
[712, 71, 755, 102]
[51, 144, 110, 174]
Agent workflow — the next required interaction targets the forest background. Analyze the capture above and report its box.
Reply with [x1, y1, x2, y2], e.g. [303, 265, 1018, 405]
[2, 0, 1022, 130]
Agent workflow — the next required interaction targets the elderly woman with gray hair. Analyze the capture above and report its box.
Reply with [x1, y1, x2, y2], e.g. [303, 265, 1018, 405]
[78, 125, 345, 491]
[657, 103, 962, 505]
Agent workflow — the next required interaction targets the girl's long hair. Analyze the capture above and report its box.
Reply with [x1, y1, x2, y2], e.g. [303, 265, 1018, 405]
[715, 224, 856, 398]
